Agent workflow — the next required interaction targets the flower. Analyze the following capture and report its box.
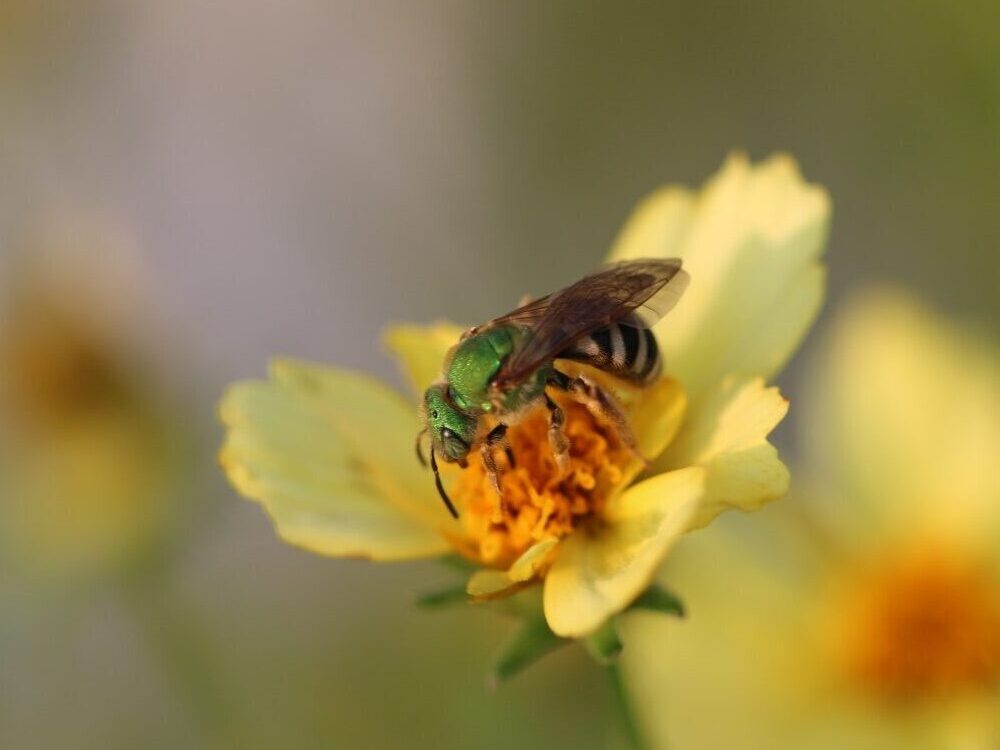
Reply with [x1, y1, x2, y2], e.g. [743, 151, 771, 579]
[0, 219, 187, 580]
[219, 153, 830, 640]
[622, 290, 1000, 748]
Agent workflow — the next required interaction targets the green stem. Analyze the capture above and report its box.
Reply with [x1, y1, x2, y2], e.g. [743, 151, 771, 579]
[119, 562, 240, 749]
[607, 661, 650, 750]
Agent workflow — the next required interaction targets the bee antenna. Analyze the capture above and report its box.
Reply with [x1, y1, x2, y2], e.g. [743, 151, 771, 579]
[415, 429, 428, 467]
[430, 447, 459, 519]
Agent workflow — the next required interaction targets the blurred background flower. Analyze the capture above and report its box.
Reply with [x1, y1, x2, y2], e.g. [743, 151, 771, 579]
[0, 1, 997, 748]
[622, 291, 1000, 749]
[0, 214, 189, 580]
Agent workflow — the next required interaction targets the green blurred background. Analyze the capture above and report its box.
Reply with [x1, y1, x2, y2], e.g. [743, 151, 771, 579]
[0, 2, 997, 748]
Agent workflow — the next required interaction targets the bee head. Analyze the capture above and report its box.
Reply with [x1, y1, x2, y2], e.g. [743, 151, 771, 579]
[423, 383, 476, 462]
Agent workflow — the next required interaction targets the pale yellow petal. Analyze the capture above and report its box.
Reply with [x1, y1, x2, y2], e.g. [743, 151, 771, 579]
[608, 152, 830, 403]
[608, 186, 695, 264]
[466, 537, 558, 599]
[383, 322, 464, 398]
[508, 537, 559, 582]
[0, 411, 174, 578]
[543, 467, 704, 637]
[466, 569, 515, 598]
[219, 358, 451, 561]
[630, 376, 687, 463]
[658, 375, 790, 529]
[803, 288, 1000, 548]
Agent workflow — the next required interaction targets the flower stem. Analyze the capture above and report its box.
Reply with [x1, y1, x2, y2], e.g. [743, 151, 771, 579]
[607, 661, 650, 750]
[119, 558, 241, 748]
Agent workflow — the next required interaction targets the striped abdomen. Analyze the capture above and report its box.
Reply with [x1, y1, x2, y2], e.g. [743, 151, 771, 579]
[558, 321, 661, 384]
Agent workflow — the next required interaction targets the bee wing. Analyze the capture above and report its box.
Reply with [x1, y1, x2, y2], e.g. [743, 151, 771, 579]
[492, 258, 688, 388]
[483, 292, 555, 328]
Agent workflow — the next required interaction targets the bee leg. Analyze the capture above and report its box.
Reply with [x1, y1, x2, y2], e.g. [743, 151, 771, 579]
[504, 444, 516, 469]
[567, 376, 646, 466]
[544, 392, 570, 472]
[488, 423, 515, 469]
[481, 443, 501, 497]
[482, 423, 511, 502]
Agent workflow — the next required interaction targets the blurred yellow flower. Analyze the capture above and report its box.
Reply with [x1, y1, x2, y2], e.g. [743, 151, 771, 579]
[623, 290, 1000, 749]
[220, 153, 830, 640]
[0, 222, 185, 580]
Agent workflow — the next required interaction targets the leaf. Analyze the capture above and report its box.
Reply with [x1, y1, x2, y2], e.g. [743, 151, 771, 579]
[438, 554, 478, 573]
[489, 616, 568, 687]
[584, 619, 623, 665]
[630, 583, 686, 617]
[414, 584, 470, 609]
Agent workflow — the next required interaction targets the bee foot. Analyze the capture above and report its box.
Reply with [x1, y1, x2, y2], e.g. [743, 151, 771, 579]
[549, 431, 570, 474]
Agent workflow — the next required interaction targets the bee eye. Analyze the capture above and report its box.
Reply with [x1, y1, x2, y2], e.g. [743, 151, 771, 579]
[431, 409, 439, 419]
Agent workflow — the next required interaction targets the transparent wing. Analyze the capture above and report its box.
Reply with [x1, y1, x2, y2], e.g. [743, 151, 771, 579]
[492, 258, 687, 388]
[484, 292, 555, 328]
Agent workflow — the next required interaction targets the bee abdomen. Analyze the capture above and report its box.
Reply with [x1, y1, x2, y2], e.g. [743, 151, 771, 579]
[559, 321, 661, 384]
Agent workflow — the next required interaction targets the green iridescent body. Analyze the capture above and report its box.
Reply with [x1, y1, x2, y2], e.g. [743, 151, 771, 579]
[447, 325, 552, 414]
[424, 325, 551, 461]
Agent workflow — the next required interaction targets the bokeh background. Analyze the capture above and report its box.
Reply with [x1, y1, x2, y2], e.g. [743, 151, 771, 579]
[1, 2, 997, 748]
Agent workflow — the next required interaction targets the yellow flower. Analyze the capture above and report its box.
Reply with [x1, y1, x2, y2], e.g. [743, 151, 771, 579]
[219, 153, 830, 638]
[622, 290, 1000, 748]
[0, 222, 186, 580]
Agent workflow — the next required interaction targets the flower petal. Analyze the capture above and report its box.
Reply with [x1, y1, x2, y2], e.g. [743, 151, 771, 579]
[608, 152, 830, 403]
[509, 537, 560, 582]
[660, 375, 790, 529]
[466, 537, 559, 599]
[219, 358, 451, 561]
[466, 569, 515, 599]
[629, 376, 687, 463]
[383, 322, 464, 398]
[543, 467, 705, 637]
[803, 289, 1000, 547]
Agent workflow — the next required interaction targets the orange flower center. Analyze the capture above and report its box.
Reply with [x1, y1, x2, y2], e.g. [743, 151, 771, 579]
[1, 310, 124, 428]
[837, 546, 1000, 701]
[453, 393, 631, 569]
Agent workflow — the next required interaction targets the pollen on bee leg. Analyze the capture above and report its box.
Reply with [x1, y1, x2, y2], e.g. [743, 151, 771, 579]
[544, 392, 570, 474]
[454, 393, 632, 569]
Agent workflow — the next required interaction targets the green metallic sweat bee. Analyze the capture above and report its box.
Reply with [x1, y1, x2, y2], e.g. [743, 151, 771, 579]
[418, 258, 689, 517]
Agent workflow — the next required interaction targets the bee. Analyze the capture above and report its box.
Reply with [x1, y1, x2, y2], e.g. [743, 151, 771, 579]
[417, 258, 689, 517]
